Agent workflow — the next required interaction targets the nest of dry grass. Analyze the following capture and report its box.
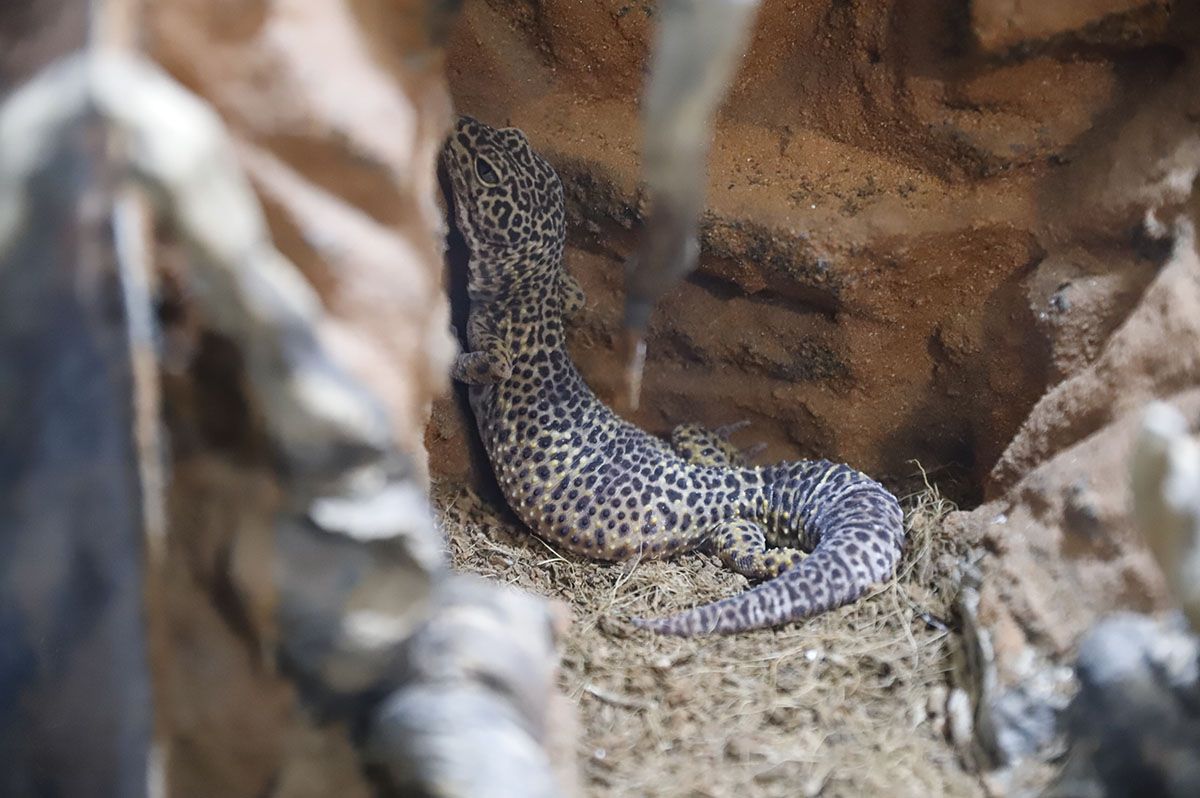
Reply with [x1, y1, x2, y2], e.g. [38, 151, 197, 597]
[433, 476, 982, 798]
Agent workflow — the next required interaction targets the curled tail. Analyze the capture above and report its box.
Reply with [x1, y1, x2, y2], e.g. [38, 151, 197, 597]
[633, 472, 905, 636]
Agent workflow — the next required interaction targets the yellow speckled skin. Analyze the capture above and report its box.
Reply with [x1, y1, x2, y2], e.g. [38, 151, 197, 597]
[442, 117, 905, 635]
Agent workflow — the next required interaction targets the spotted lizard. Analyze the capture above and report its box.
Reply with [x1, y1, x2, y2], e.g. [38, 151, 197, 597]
[442, 116, 905, 635]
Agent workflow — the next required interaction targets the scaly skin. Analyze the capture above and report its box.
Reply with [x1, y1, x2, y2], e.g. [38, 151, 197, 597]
[442, 116, 905, 635]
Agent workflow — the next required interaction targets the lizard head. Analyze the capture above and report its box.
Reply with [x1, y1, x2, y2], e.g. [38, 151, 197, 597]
[442, 116, 566, 301]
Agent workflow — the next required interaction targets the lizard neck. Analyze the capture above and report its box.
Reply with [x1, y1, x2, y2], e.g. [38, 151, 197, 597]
[485, 268, 567, 355]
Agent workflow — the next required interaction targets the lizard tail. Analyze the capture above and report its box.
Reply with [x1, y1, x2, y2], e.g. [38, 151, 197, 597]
[632, 482, 905, 636]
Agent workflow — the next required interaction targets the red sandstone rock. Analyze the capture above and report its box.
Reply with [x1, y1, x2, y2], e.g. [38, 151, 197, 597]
[971, 0, 1171, 54]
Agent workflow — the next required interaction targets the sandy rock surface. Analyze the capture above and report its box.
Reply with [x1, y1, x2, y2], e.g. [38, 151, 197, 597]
[429, 0, 1196, 504]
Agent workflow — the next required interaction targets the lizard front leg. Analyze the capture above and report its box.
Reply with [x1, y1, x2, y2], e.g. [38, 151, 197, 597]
[452, 308, 513, 384]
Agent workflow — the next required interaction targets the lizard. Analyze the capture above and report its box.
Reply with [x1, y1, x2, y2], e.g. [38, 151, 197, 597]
[441, 116, 906, 636]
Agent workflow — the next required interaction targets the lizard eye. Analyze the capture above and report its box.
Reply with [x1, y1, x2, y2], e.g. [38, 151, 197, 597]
[474, 156, 500, 186]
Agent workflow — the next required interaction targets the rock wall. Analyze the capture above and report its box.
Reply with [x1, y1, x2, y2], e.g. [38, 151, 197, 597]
[148, 0, 457, 480]
[947, 20, 1200, 786]
[431, 0, 1180, 503]
[146, 2, 456, 795]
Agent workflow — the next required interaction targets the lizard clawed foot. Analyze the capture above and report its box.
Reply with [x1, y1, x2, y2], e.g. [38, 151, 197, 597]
[715, 421, 770, 464]
[670, 419, 765, 468]
[742, 442, 769, 462]
[713, 419, 751, 439]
